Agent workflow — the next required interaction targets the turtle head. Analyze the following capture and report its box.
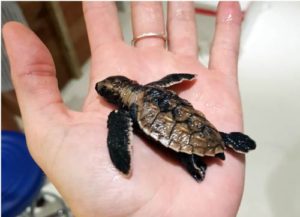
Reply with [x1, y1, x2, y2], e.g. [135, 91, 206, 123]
[95, 76, 136, 105]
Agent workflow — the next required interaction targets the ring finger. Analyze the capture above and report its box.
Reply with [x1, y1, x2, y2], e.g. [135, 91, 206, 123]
[167, 2, 198, 57]
[131, 2, 165, 48]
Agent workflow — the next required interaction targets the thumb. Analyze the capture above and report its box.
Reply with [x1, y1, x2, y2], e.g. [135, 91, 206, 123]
[2, 22, 68, 146]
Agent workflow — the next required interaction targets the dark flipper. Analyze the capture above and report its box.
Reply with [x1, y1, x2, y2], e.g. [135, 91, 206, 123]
[220, 132, 256, 153]
[107, 109, 133, 175]
[146, 73, 196, 88]
[179, 153, 207, 182]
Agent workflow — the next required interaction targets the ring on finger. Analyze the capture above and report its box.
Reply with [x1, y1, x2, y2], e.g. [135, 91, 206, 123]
[131, 32, 167, 47]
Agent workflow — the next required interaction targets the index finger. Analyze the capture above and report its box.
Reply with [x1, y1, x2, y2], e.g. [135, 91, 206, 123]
[83, 2, 123, 55]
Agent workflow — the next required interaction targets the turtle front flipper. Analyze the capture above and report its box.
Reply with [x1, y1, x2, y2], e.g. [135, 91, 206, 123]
[220, 132, 256, 153]
[179, 153, 207, 182]
[146, 73, 196, 88]
[107, 109, 133, 175]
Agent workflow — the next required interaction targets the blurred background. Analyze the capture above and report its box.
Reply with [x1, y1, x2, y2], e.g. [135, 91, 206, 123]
[2, 1, 300, 217]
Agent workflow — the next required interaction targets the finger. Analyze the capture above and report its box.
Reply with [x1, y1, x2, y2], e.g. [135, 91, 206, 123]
[167, 2, 198, 57]
[209, 2, 243, 75]
[83, 2, 122, 54]
[2, 22, 67, 125]
[131, 2, 165, 48]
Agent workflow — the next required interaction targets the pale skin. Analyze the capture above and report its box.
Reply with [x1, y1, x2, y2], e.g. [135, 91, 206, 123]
[3, 2, 245, 217]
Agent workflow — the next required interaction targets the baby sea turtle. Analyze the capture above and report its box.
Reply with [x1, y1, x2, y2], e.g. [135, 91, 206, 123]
[95, 74, 256, 182]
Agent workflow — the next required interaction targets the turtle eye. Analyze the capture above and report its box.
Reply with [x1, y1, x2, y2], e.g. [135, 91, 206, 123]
[113, 80, 121, 87]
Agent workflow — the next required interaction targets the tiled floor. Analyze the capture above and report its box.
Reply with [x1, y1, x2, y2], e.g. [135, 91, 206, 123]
[44, 2, 300, 216]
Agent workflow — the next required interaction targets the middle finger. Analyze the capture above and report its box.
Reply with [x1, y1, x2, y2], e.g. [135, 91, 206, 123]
[131, 2, 165, 48]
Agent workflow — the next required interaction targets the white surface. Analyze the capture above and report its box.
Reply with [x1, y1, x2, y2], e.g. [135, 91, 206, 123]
[238, 2, 300, 217]
[61, 59, 90, 111]
[58, 2, 300, 217]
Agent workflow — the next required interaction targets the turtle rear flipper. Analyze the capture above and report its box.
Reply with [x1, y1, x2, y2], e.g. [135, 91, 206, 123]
[107, 110, 133, 175]
[146, 73, 196, 88]
[220, 132, 256, 153]
[179, 153, 207, 182]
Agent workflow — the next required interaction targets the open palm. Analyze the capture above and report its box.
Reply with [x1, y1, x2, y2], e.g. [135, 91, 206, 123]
[4, 2, 246, 217]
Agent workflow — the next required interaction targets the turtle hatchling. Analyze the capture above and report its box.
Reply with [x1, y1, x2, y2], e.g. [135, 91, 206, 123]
[95, 74, 256, 182]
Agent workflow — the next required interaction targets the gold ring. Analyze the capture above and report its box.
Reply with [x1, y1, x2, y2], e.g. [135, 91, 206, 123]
[131, 32, 167, 46]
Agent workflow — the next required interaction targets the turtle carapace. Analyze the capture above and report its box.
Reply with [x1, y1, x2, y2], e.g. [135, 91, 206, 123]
[95, 74, 256, 182]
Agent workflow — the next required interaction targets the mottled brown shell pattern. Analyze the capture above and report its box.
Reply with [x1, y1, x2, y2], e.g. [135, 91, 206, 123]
[136, 87, 225, 157]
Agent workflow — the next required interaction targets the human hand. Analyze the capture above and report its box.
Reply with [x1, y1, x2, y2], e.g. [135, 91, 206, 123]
[3, 2, 244, 216]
